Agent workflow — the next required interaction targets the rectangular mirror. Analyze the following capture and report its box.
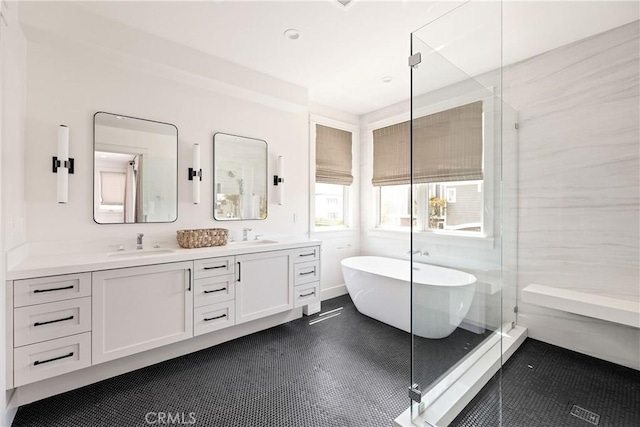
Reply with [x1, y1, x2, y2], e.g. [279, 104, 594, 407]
[93, 112, 178, 224]
[213, 133, 267, 220]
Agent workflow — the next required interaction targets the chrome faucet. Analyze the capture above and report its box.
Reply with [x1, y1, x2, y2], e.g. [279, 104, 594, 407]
[242, 228, 252, 241]
[136, 233, 144, 250]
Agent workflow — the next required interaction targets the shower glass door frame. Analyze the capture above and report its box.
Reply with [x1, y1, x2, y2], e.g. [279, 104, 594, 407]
[407, 1, 521, 425]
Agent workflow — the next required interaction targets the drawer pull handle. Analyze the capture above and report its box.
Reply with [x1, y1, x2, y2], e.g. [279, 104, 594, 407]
[299, 252, 315, 257]
[204, 287, 227, 294]
[34, 352, 74, 366]
[203, 265, 226, 270]
[299, 270, 316, 276]
[34, 315, 74, 327]
[204, 314, 227, 322]
[33, 285, 74, 294]
[299, 291, 315, 298]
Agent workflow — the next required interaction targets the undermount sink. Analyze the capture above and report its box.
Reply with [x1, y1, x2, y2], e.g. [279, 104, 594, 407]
[107, 248, 176, 257]
[228, 239, 279, 246]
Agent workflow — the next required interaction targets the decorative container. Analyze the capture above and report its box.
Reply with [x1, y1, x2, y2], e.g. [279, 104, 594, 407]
[176, 228, 229, 249]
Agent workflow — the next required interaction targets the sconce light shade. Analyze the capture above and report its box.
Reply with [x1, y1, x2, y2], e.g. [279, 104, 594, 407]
[188, 143, 202, 204]
[52, 125, 74, 204]
[274, 155, 284, 205]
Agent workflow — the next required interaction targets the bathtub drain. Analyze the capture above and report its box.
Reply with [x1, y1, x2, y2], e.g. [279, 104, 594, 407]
[570, 405, 600, 425]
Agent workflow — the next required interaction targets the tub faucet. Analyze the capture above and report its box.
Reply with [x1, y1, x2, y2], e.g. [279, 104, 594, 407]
[407, 250, 429, 257]
[242, 228, 252, 241]
[136, 233, 144, 250]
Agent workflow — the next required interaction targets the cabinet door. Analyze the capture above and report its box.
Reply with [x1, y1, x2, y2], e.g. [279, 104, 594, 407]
[92, 261, 193, 364]
[236, 251, 292, 324]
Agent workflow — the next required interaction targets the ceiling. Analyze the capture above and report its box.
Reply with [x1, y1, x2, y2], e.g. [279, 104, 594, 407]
[69, 1, 638, 116]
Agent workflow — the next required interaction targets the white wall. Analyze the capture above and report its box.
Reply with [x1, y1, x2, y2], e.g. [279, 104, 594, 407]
[506, 21, 639, 369]
[21, 6, 311, 250]
[1, 1, 26, 424]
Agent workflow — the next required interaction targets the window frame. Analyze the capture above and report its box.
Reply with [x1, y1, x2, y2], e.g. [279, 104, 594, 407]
[310, 115, 359, 233]
[372, 89, 495, 239]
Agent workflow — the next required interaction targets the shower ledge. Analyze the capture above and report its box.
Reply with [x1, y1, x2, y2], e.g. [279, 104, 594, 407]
[522, 284, 639, 328]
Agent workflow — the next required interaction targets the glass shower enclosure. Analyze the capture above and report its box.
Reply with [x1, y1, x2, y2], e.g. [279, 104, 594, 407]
[408, 2, 519, 425]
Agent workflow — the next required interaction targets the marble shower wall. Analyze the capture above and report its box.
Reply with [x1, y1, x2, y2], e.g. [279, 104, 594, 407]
[506, 21, 639, 369]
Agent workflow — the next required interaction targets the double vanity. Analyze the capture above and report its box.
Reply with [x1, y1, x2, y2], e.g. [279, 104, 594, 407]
[5, 239, 321, 399]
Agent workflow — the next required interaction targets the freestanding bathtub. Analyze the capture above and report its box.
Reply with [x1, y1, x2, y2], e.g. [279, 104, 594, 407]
[341, 256, 477, 339]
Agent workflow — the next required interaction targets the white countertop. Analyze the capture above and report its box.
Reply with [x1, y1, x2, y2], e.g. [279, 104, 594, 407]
[6, 238, 321, 281]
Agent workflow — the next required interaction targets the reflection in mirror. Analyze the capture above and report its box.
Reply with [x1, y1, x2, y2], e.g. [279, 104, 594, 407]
[93, 112, 178, 224]
[213, 133, 267, 220]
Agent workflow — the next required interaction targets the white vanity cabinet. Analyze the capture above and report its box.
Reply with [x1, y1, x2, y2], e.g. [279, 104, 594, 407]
[292, 247, 321, 309]
[193, 256, 236, 336]
[6, 240, 321, 394]
[11, 273, 92, 387]
[91, 262, 193, 365]
[235, 251, 293, 324]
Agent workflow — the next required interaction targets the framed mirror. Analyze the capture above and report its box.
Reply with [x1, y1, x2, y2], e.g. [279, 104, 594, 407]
[93, 112, 178, 224]
[213, 133, 267, 220]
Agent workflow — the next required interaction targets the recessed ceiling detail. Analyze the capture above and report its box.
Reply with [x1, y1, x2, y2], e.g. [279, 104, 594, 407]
[337, 0, 353, 7]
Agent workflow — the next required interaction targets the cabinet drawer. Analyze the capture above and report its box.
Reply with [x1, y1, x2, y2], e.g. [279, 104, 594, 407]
[294, 261, 320, 286]
[292, 246, 320, 264]
[14, 297, 91, 347]
[194, 275, 235, 308]
[194, 301, 235, 336]
[14, 273, 91, 308]
[294, 283, 320, 308]
[14, 332, 91, 387]
[194, 257, 235, 279]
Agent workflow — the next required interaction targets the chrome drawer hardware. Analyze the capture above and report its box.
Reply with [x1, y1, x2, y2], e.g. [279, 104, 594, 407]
[34, 352, 74, 366]
[204, 314, 226, 322]
[34, 315, 74, 327]
[299, 270, 316, 276]
[33, 285, 74, 294]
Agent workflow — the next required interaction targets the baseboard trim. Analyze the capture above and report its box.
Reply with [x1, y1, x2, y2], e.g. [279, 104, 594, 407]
[321, 284, 348, 301]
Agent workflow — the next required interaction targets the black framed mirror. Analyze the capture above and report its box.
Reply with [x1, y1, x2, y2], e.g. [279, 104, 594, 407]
[93, 112, 178, 224]
[213, 132, 268, 220]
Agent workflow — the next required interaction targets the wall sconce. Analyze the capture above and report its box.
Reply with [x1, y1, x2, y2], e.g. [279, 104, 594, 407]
[273, 155, 284, 205]
[188, 143, 202, 204]
[52, 125, 74, 204]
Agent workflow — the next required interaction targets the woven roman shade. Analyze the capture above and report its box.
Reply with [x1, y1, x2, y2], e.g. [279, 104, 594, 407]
[316, 124, 353, 185]
[372, 121, 411, 186]
[372, 101, 484, 186]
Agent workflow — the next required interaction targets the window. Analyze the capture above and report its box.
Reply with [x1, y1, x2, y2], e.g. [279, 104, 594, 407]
[314, 123, 353, 229]
[379, 184, 415, 227]
[315, 183, 346, 227]
[373, 101, 486, 235]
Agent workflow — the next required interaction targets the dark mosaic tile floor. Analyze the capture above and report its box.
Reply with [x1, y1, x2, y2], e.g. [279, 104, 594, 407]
[14, 294, 637, 427]
[11, 295, 487, 427]
[452, 338, 640, 427]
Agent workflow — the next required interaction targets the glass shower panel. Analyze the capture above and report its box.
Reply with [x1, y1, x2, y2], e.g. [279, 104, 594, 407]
[409, 1, 514, 425]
